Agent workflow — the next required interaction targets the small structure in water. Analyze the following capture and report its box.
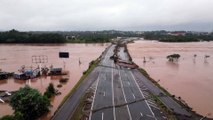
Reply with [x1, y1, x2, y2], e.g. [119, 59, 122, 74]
[25, 69, 40, 78]
[13, 65, 66, 80]
[0, 72, 9, 80]
[49, 68, 62, 75]
[0, 91, 15, 103]
[13, 72, 29, 80]
[14, 66, 43, 80]
[14, 69, 40, 80]
[0, 98, 4, 103]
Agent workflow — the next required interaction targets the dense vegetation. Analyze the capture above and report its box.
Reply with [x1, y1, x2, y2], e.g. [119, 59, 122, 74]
[44, 83, 56, 98]
[66, 32, 113, 43]
[0, 29, 65, 43]
[0, 86, 51, 120]
[1, 29, 213, 43]
[60, 30, 141, 43]
[143, 31, 213, 42]
[0, 30, 141, 43]
[0, 112, 23, 120]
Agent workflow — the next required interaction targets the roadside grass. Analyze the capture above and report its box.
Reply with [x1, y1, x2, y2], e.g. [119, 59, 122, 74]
[70, 90, 93, 120]
[138, 68, 196, 113]
[138, 68, 172, 96]
[150, 93, 177, 120]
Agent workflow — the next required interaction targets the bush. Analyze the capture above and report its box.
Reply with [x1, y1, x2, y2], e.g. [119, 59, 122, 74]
[10, 86, 50, 120]
[0, 115, 14, 120]
[89, 60, 95, 67]
[167, 54, 181, 62]
[59, 78, 68, 83]
[57, 84, 63, 88]
[83, 71, 87, 75]
[44, 83, 56, 98]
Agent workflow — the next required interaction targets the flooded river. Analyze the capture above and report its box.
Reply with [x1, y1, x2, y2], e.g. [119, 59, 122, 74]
[128, 40, 213, 118]
[0, 43, 109, 119]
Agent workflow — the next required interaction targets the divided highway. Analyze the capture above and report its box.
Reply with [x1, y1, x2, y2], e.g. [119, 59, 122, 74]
[53, 40, 191, 120]
[90, 45, 157, 120]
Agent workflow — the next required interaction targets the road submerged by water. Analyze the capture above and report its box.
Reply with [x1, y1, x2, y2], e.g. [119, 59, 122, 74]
[52, 38, 208, 120]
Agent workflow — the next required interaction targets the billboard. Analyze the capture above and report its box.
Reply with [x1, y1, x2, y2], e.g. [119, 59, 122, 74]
[59, 52, 69, 58]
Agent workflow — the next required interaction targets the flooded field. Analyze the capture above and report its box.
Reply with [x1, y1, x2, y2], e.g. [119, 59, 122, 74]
[0, 43, 109, 119]
[128, 40, 213, 118]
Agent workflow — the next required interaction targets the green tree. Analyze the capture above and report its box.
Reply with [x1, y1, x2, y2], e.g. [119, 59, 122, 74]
[0, 29, 66, 43]
[0, 115, 14, 120]
[167, 54, 181, 62]
[0, 112, 24, 120]
[10, 86, 50, 120]
[44, 83, 56, 98]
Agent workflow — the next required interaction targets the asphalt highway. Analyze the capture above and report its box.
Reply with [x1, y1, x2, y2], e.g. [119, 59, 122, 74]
[53, 41, 191, 120]
[90, 45, 157, 120]
[52, 67, 99, 120]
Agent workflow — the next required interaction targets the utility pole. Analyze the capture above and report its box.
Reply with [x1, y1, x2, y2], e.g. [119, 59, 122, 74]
[32, 55, 48, 87]
[32, 55, 48, 76]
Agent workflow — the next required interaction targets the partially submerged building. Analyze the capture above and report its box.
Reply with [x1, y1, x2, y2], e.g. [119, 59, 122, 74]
[13, 72, 29, 80]
[0, 72, 9, 80]
[14, 69, 40, 80]
[49, 68, 62, 75]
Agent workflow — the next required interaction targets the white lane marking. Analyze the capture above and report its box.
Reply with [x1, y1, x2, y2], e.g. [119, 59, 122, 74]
[140, 112, 143, 117]
[148, 104, 161, 110]
[138, 70, 190, 116]
[119, 70, 132, 120]
[147, 100, 157, 106]
[146, 114, 155, 118]
[132, 93, 136, 99]
[103, 91, 106, 96]
[89, 75, 100, 120]
[102, 112, 104, 120]
[101, 45, 113, 65]
[148, 99, 156, 103]
[130, 71, 157, 120]
[127, 81, 130, 86]
[141, 88, 148, 91]
[111, 62, 116, 120]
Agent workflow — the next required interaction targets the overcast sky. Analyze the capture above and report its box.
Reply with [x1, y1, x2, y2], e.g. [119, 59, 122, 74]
[0, 0, 213, 31]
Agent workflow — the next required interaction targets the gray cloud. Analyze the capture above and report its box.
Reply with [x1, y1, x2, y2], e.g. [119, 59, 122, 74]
[0, 0, 213, 31]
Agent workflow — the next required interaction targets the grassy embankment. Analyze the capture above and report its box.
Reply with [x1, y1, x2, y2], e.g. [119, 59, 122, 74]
[70, 89, 93, 120]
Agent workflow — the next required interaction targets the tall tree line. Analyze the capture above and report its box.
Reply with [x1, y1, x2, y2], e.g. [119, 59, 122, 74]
[0, 29, 66, 43]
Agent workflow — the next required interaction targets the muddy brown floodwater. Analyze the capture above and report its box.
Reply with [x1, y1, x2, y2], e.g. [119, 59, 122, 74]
[128, 40, 213, 118]
[0, 43, 109, 119]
